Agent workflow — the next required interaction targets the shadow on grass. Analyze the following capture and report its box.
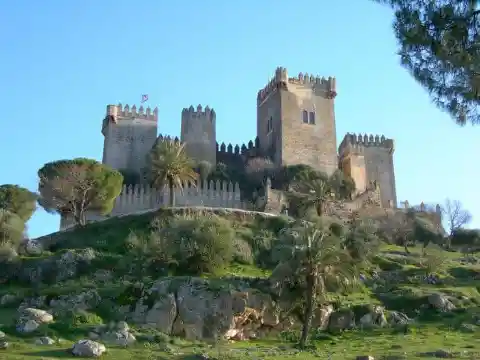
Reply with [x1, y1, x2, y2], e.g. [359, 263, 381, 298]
[19, 348, 72, 358]
[448, 266, 480, 280]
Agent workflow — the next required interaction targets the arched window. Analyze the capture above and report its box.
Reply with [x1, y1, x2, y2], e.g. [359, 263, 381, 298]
[302, 110, 308, 123]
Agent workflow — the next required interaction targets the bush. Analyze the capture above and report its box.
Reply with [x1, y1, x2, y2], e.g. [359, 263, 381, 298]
[232, 238, 254, 264]
[163, 214, 235, 275]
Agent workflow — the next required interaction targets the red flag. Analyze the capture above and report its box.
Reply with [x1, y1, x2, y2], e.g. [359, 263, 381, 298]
[141, 94, 148, 103]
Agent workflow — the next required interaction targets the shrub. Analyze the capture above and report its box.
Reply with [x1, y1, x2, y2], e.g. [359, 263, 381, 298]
[232, 238, 254, 264]
[163, 215, 234, 275]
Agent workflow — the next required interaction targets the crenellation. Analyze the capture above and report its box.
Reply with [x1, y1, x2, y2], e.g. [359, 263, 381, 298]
[339, 133, 394, 156]
[106, 103, 158, 122]
[82, 67, 412, 232]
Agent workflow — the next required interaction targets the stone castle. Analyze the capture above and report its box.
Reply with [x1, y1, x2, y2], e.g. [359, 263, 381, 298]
[60, 67, 414, 230]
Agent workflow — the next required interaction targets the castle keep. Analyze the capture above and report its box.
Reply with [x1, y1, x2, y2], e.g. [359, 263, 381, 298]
[60, 67, 403, 230]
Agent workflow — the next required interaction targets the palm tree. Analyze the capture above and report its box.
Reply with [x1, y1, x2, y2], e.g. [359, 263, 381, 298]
[290, 171, 336, 217]
[271, 221, 356, 348]
[148, 139, 198, 207]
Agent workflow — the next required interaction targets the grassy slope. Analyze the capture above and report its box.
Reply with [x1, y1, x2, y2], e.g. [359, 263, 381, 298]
[1, 209, 480, 359]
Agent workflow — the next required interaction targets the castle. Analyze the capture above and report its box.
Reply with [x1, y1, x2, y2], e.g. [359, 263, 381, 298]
[60, 67, 402, 230]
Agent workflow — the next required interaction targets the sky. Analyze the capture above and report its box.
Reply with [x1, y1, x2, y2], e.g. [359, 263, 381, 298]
[0, 0, 478, 238]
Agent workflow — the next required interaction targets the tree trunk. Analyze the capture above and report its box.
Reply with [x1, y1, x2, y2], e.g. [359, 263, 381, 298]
[168, 178, 175, 207]
[404, 241, 410, 254]
[315, 202, 323, 217]
[299, 272, 315, 348]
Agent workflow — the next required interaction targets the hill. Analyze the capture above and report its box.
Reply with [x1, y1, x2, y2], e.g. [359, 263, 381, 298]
[0, 208, 479, 359]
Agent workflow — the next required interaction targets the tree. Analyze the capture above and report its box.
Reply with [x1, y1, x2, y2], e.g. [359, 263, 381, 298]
[290, 171, 351, 217]
[0, 184, 38, 222]
[373, 0, 480, 125]
[245, 157, 275, 186]
[37, 158, 123, 226]
[196, 160, 213, 182]
[389, 209, 418, 253]
[148, 139, 198, 207]
[0, 209, 25, 247]
[271, 221, 356, 348]
[442, 198, 472, 247]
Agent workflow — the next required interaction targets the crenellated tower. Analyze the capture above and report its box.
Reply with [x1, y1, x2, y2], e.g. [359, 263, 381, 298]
[257, 67, 338, 175]
[181, 104, 216, 166]
[101, 103, 158, 179]
[338, 133, 397, 208]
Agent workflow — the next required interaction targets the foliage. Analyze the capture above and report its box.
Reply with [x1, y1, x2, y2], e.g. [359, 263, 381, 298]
[232, 237, 254, 264]
[245, 157, 275, 186]
[0, 209, 25, 247]
[0, 184, 38, 222]
[148, 139, 198, 206]
[160, 214, 235, 275]
[420, 251, 448, 276]
[374, 0, 480, 125]
[37, 158, 123, 226]
[271, 221, 356, 347]
[196, 160, 214, 182]
[273, 164, 319, 190]
[118, 169, 141, 186]
[329, 170, 356, 200]
[289, 172, 334, 216]
[450, 228, 480, 250]
[343, 219, 381, 264]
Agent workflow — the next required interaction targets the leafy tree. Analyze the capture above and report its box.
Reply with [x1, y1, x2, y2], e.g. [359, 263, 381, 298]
[0, 184, 38, 222]
[271, 221, 356, 348]
[274, 164, 319, 190]
[343, 217, 381, 264]
[450, 228, 480, 252]
[329, 170, 356, 200]
[118, 169, 141, 186]
[245, 157, 275, 186]
[0, 209, 25, 247]
[209, 162, 230, 182]
[148, 139, 198, 207]
[196, 160, 213, 182]
[374, 0, 479, 125]
[37, 158, 123, 226]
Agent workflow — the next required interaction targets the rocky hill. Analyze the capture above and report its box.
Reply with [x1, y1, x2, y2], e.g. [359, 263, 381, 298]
[0, 208, 479, 359]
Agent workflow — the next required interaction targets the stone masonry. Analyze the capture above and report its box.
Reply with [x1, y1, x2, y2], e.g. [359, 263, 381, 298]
[59, 67, 402, 230]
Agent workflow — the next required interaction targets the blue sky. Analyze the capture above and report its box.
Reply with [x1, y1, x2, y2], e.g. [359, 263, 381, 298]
[0, 0, 478, 238]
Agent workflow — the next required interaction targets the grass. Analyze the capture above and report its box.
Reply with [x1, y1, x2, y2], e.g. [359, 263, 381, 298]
[1, 208, 479, 359]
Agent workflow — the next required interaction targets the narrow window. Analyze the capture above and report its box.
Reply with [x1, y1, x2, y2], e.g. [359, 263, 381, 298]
[302, 110, 308, 123]
[267, 116, 273, 132]
[309, 111, 315, 124]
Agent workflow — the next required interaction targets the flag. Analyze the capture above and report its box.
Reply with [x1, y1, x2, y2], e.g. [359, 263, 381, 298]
[141, 94, 148, 103]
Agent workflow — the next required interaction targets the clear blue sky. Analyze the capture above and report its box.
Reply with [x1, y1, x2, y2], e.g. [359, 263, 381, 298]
[0, 0, 478, 238]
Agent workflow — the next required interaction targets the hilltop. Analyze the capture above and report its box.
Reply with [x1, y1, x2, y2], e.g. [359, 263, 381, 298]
[0, 208, 479, 359]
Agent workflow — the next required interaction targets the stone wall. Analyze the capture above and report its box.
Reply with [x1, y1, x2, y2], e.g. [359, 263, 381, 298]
[256, 67, 338, 176]
[59, 180, 245, 231]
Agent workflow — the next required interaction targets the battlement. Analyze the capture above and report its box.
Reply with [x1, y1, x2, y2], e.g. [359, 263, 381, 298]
[106, 103, 158, 122]
[181, 104, 216, 123]
[257, 67, 337, 103]
[216, 136, 260, 155]
[338, 133, 394, 157]
[156, 134, 181, 144]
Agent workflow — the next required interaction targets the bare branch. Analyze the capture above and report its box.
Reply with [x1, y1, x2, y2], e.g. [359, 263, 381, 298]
[442, 198, 472, 235]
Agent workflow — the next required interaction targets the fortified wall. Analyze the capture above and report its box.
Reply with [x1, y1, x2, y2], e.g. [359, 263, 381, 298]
[60, 180, 245, 231]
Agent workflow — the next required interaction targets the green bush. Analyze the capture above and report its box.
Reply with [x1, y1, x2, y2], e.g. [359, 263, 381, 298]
[163, 214, 234, 275]
[232, 238, 254, 264]
[372, 255, 404, 271]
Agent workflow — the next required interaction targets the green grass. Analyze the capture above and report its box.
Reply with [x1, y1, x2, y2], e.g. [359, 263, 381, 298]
[2, 209, 479, 359]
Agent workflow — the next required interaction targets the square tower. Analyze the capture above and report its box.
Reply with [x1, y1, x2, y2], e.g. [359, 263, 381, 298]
[256, 67, 338, 176]
[180, 104, 216, 166]
[338, 133, 397, 208]
[101, 104, 158, 176]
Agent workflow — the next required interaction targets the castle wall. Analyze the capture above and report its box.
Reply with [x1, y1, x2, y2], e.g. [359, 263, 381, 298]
[339, 133, 397, 208]
[181, 105, 216, 166]
[102, 104, 158, 176]
[257, 67, 338, 176]
[59, 180, 244, 231]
